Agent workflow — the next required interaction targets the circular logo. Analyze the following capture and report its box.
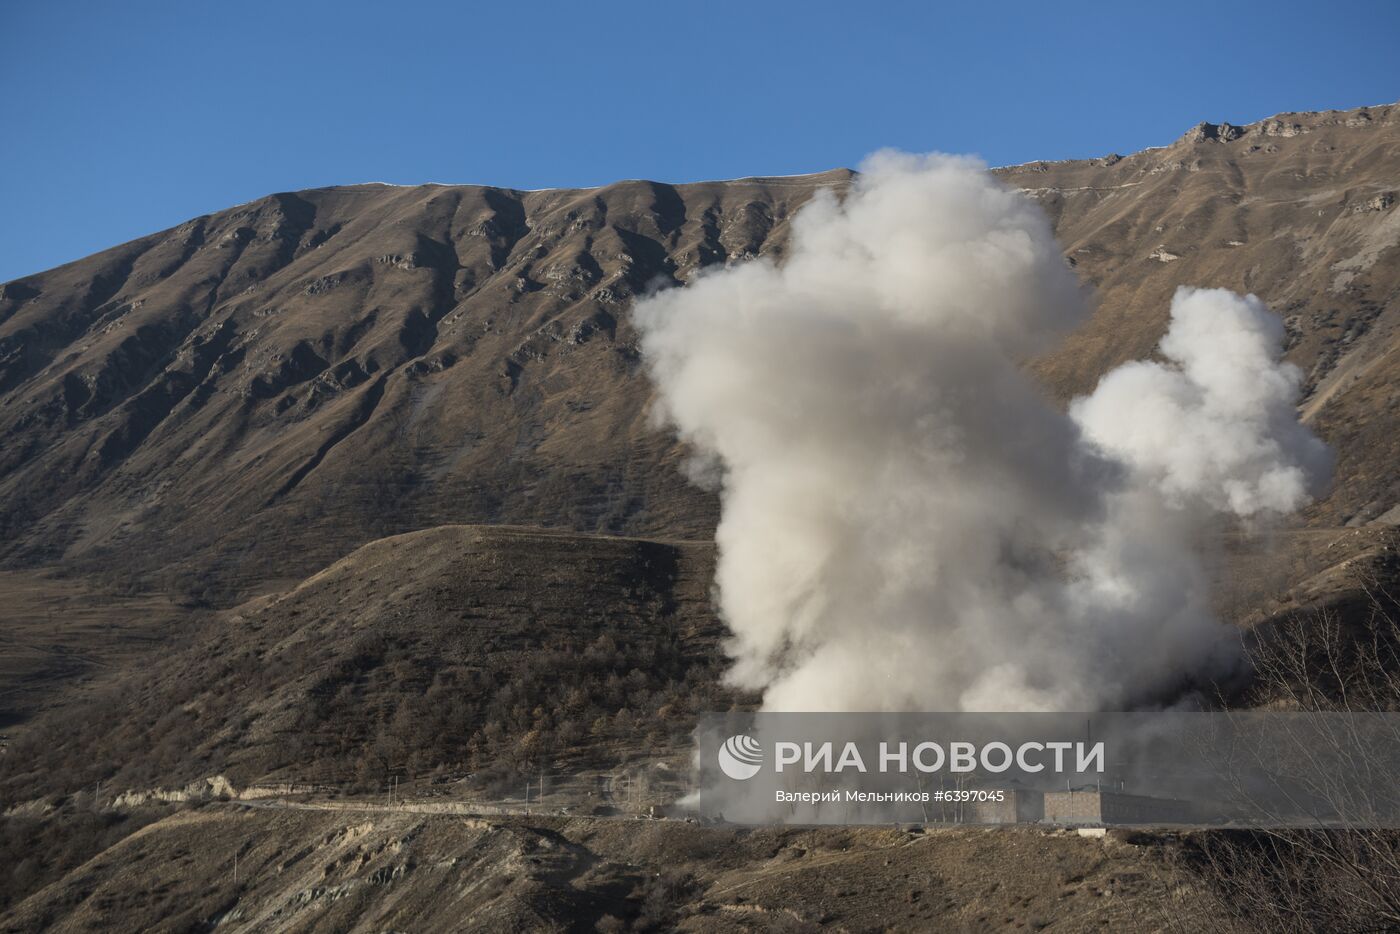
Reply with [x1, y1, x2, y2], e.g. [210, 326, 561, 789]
[718, 734, 763, 780]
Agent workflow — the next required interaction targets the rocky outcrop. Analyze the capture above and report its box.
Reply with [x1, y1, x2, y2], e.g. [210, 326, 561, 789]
[112, 774, 238, 807]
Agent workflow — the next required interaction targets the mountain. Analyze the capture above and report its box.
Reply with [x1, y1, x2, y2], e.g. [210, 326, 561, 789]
[1, 102, 1397, 605]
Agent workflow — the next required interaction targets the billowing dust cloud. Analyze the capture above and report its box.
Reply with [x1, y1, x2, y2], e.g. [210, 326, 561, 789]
[634, 152, 1331, 712]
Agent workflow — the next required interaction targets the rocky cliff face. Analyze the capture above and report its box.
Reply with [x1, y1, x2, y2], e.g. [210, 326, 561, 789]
[1, 102, 1398, 599]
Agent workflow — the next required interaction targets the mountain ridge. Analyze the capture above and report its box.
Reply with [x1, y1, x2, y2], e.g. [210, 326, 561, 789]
[10, 98, 1393, 292]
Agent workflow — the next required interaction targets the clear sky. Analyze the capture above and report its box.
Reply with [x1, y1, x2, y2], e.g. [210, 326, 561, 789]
[3, 0, 1397, 283]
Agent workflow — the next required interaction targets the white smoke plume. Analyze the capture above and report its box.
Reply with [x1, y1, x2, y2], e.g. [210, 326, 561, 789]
[1071, 287, 1332, 518]
[634, 152, 1331, 713]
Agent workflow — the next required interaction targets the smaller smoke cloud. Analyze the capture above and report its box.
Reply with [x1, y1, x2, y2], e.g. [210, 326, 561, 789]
[634, 154, 1331, 714]
[1072, 287, 1333, 519]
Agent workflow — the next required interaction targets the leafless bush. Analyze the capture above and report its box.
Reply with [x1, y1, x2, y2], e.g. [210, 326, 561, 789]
[1174, 577, 1400, 933]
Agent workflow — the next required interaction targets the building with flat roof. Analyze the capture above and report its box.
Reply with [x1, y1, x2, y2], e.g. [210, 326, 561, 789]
[1042, 789, 1196, 825]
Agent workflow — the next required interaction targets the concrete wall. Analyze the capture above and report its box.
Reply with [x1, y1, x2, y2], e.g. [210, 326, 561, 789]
[1043, 791, 1194, 825]
[966, 790, 1044, 824]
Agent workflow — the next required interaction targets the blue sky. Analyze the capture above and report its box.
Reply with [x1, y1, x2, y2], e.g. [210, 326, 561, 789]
[2, 0, 1397, 283]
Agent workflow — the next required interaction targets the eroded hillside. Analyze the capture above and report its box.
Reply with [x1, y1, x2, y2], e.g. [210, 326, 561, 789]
[0, 171, 851, 596]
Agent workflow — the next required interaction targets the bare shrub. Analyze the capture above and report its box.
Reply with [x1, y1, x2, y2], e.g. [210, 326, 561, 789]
[1175, 577, 1400, 933]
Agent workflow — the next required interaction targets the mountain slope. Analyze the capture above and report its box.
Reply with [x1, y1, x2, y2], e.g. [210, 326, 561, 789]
[1001, 103, 1400, 527]
[2, 810, 1207, 933]
[0, 525, 731, 801]
[0, 171, 850, 597]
